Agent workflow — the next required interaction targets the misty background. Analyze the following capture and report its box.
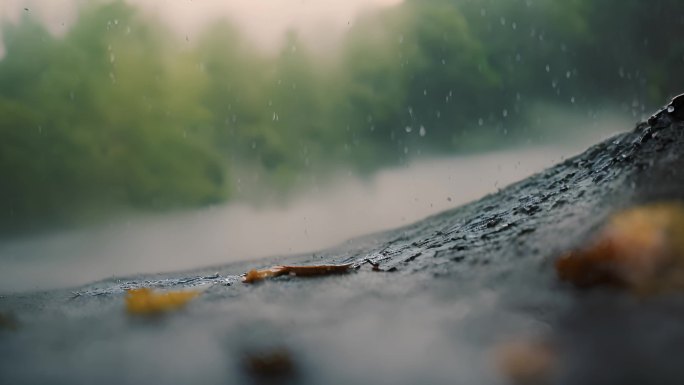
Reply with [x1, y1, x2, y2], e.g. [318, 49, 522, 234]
[1, 0, 683, 292]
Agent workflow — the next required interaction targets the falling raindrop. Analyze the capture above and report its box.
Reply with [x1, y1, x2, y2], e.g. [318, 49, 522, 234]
[478, 118, 484, 126]
[419, 126, 426, 137]
[405, 126, 412, 133]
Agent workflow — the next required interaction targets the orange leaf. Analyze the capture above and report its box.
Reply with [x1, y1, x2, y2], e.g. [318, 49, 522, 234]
[493, 339, 557, 385]
[556, 202, 684, 293]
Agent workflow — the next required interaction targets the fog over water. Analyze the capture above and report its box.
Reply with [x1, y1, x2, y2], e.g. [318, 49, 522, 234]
[0, 113, 626, 294]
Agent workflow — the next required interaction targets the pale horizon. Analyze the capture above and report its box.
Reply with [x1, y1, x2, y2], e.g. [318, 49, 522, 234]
[0, 0, 403, 57]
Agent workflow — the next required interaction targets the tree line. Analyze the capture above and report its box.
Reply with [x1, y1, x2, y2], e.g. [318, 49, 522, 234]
[1, 0, 682, 231]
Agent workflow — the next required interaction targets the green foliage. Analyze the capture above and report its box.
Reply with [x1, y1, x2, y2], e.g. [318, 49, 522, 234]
[0, 1, 226, 230]
[1, 0, 682, 231]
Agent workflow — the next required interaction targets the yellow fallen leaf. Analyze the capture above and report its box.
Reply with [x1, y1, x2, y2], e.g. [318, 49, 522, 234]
[243, 264, 353, 283]
[125, 288, 200, 315]
[556, 202, 684, 294]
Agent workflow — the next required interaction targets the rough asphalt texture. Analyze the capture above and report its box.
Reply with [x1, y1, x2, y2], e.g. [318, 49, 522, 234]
[2, 102, 684, 385]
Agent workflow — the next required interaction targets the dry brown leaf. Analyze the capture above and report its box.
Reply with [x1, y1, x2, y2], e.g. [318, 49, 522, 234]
[243, 348, 297, 379]
[556, 202, 684, 294]
[0, 312, 19, 331]
[243, 264, 353, 283]
[125, 288, 200, 315]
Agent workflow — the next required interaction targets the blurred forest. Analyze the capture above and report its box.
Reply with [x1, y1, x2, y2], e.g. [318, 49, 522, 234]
[1, 0, 683, 231]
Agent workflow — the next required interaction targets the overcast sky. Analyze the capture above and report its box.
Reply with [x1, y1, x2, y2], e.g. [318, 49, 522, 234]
[0, 0, 402, 56]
